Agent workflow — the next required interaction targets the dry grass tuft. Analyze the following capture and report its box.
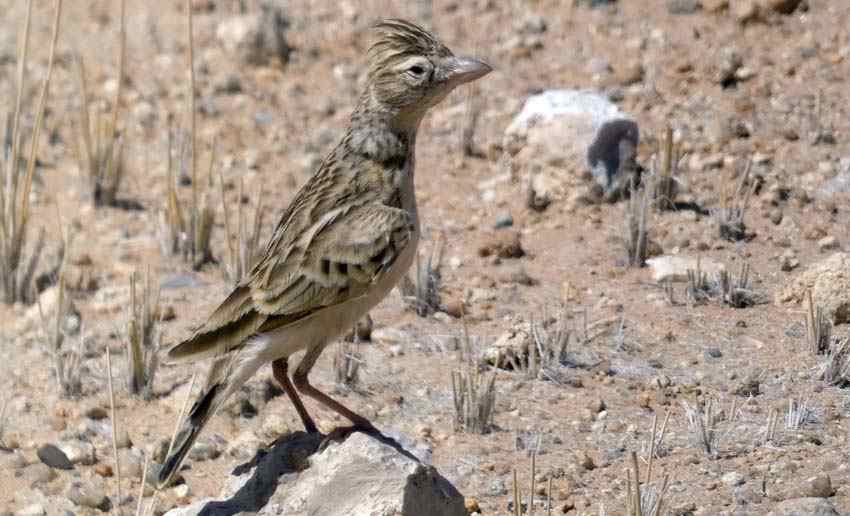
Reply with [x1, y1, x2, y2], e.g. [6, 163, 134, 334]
[460, 82, 485, 158]
[158, 129, 216, 269]
[819, 338, 850, 387]
[220, 177, 264, 284]
[452, 317, 497, 434]
[401, 233, 444, 316]
[715, 157, 757, 242]
[158, 3, 215, 269]
[0, 0, 62, 304]
[805, 290, 832, 355]
[623, 178, 651, 267]
[333, 332, 363, 391]
[652, 125, 682, 211]
[38, 277, 85, 398]
[126, 269, 162, 399]
[625, 451, 670, 516]
[682, 399, 721, 456]
[686, 262, 763, 308]
[74, 0, 129, 208]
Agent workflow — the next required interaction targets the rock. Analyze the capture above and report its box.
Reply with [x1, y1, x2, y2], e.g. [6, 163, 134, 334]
[768, 498, 840, 516]
[58, 440, 97, 465]
[757, 0, 801, 14]
[667, 0, 702, 15]
[484, 325, 531, 368]
[371, 327, 411, 346]
[189, 435, 225, 462]
[16, 285, 78, 336]
[818, 236, 839, 251]
[215, 1, 291, 66]
[734, 1, 760, 23]
[66, 481, 111, 511]
[478, 231, 525, 259]
[722, 471, 745, 486]
[37, 444, 73, 470]
[504, 90, 639, 200]
[527, 173, 553, 212]
[163, 432, 465, 516]
[646, 256, 725, 283]
[16, 505, 46, 516]
[227, 430, 265, 461]
[344, 314, 373, 342]
[787, 475, 834, 499]
[494, 211, 514, 229]
[703, 0, 728, 11]
[777, 253, 850, 324]
[23, 464, 58, 486]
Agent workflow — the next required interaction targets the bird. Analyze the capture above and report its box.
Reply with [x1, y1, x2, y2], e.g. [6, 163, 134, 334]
[157, 18, 491, 487]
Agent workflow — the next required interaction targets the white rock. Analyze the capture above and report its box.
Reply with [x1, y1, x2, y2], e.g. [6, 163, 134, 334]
[164, 432, 464, 516]
[504, 89, 639, 199]
[16, 504, 47, 516]
[58, 440, 97, 466]
[371, 327, 411, 346]
[777, 253, 850, 324]
[646, 256, 725, 283]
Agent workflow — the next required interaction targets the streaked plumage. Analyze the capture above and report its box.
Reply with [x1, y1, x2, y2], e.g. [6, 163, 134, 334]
[158, 18, 491, 488]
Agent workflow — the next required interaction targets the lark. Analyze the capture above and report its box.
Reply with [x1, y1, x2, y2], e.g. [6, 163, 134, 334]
[158, 19, 491, 486]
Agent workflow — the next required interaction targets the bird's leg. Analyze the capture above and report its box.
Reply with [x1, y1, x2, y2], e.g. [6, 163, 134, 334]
[293, 345, 377, 444]
[272, 357, 319, 435]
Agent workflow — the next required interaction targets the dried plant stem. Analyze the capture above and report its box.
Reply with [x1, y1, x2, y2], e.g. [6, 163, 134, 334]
[135, 452, 150, 516]
[106, 347, 124, 515]
[1, 0, 62, 304]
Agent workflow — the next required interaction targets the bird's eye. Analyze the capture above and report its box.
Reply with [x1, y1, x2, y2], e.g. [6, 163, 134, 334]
[408, 65, 425, 76]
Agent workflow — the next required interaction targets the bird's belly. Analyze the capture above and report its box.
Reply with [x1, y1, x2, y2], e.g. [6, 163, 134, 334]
[259, 229, 420, 360]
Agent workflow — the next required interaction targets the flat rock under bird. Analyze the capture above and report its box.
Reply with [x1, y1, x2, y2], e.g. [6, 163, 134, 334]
[158, 19, 491, 487]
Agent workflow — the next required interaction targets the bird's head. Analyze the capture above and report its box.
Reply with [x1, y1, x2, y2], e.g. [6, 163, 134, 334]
[364, 19, 491, 130]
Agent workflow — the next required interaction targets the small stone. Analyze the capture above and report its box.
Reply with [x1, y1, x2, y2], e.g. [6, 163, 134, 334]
[789, 475, 834, 499]
[703, 0, 728, 11]
[58, 440, 97, 465]
[66, 481, 111, 511]
[442, 298, 466, 319]
[757, 0, 801, 14]
[189, 436, 224, 462]
[667, 0, 702, 14]
[23, 463, 58, 486]
[818, 236, 839, 251]
[16, 505, 46, 516]
[174, 483, 191, 498]
[37, 444, 73, 470]
[371, 327, 410, 346]
[769, 498, 840, 516]
[84, 406, 108, 420]
[465, 498, 481, 514]
[705, 348, 723, 359]
[94, 464, 113, 477]
[734, 1, 760, 23]
[261, 412, 290, 440]
[494, 211, 514, 229]
[722, 471, 745, 486]
[478, 231, 525, 259]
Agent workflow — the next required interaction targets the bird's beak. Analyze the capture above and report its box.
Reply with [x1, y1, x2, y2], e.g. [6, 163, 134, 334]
[444, 56, 492, 87]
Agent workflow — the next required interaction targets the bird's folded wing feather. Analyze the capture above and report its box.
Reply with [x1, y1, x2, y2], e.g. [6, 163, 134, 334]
[166, 202, 412, 362]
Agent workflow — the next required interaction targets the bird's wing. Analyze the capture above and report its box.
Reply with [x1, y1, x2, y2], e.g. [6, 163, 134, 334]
[251, 200, 414, 318]
[166, 201, 413, 362]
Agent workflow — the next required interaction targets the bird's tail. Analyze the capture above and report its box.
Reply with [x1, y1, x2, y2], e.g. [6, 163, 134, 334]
[157, 380, 226, 488]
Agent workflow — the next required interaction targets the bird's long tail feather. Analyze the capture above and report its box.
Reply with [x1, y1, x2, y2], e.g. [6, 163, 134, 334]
[157, 381, 224, 488]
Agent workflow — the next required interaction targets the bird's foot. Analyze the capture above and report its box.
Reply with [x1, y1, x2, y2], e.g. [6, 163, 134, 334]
[318, 423, 377, 451]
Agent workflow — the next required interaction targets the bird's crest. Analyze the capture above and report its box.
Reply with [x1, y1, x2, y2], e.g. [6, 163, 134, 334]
[367, 19, 451, 79]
